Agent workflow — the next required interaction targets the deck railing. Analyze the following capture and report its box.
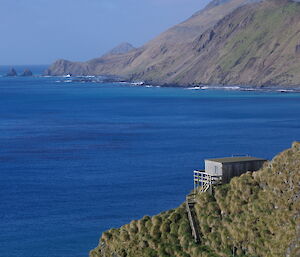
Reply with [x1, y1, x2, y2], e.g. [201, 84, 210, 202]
[194, 170, 222, 193]
[185, 171, 222, 244]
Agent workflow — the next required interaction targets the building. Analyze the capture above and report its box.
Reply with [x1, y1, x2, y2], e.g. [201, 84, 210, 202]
[194, 156, 267, 193]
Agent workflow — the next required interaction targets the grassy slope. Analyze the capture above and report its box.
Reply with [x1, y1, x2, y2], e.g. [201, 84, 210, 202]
[163, 0, 300, 86]
[90, 142, 300, 257]
[215, 1, 300, 85]
[115, 0, 300, 86]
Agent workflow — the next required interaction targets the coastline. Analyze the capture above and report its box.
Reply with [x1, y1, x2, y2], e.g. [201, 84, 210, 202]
[39, 75, 300, 94]
[1, 73, 300, 93]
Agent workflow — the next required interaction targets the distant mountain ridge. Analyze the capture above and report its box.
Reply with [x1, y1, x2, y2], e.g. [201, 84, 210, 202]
[45, 0, 254, 79]
[46, 0, 300, 87]
[103, 42, 136, 57]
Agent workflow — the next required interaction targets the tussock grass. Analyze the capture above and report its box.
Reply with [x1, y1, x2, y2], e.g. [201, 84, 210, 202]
[90, 142, 300, 257]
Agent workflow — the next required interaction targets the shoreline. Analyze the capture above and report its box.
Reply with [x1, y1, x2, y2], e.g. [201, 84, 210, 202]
[46, 74, 300, 93]
[48, 75, 300, 93]
[1, 74, 300, 93]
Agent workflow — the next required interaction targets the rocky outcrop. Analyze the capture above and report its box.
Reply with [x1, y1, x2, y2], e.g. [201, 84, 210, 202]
[6, 68, 17, 77]
[21, 69, 33, 77]
[44, 59, 89, 76]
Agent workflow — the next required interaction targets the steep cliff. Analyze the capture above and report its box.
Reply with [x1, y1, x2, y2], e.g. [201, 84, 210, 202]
[90, 142, 300, 257]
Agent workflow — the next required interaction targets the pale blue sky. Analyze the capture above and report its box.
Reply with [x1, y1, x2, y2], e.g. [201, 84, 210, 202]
[0, 0, 211, 65]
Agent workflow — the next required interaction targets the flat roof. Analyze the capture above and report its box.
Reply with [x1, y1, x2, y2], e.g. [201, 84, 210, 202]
[206, 156, 267, 164]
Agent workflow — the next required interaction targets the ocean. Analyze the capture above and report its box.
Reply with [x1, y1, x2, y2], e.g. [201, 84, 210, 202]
[1, 67, 300, 257]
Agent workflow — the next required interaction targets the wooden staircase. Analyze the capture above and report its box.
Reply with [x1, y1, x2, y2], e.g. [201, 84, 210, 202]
[185, 193, 200, 243]
[186, 171, 222, 243]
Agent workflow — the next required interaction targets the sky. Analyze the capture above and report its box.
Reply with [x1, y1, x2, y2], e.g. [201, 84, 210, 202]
[0, 0, 211, 65]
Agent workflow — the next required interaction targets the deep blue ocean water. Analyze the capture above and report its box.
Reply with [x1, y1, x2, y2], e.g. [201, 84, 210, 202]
[1, 68, 300, 257]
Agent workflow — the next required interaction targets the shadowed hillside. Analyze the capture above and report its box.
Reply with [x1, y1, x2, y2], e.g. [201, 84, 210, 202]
[90, 142, 300, 257]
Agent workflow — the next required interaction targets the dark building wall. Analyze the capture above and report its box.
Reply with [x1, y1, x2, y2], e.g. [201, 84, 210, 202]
[222, 160, 266, 184]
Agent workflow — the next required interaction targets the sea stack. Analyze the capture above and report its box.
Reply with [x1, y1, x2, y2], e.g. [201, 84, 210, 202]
[6, 68, 17, 77]
[21, 69, 33, 77]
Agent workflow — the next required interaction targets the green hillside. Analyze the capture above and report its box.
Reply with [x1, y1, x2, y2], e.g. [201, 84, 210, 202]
[212, 0, 300, 86]
[164, 0, 300, 86]
[90, 142, 300, 257]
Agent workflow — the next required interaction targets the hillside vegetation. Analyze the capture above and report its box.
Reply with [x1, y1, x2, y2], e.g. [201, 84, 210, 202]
[90, 142, 300, 257]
